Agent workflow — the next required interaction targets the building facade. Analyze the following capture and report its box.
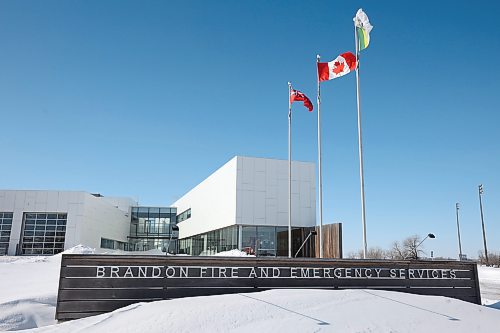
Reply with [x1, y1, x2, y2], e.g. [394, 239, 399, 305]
[0, 156, 324, 257]
[174, 156, 317, 256]
[0, 190, 136, 255]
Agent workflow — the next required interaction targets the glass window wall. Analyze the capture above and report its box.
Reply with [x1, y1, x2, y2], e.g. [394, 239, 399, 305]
[0, 212, 13, 255]
[179, 225, 238, 256]
[180, 225, 313, 257]
[21, 212, 67, 255]
[129, 207, 178, 252]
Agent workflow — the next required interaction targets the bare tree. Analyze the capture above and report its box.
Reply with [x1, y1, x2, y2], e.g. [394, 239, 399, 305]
[346, 251, 359, 259]
[388, 241, 406, 260]
[366, 246, 387, 259]
[386, 235, 427, 260]
[348, 235, 431, 260]
[403, 235, 423, 260]
[347, 247, 389, 259]
[478, 250, 499, 267]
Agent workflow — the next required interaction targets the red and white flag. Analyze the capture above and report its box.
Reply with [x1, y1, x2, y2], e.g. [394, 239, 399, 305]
[317, 52, 357, 82]
[290, 89, 313, 112]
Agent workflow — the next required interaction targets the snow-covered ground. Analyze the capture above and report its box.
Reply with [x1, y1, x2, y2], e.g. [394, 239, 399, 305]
[478, 266, 500, 308]
[1, 247, 499, 332]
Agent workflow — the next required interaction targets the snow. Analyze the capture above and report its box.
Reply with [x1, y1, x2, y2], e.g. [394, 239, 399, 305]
[478, 266, 500, 308]
[20, 290, 500, 333]
[214, 249, 254, 257]
[1, 247, 499, 332]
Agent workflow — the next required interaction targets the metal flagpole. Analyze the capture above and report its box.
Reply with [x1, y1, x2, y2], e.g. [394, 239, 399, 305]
[288, 82, 292, 258]
[354, 24, 368, 259]
[316, 55, 324, 258]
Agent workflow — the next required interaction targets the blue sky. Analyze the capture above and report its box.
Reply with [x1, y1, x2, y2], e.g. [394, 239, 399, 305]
[1, 1, 499, 259]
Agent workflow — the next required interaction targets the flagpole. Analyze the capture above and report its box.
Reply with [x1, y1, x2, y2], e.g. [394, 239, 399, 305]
[316, 55, 324, 259]
[354, 24, 368, 259]
[288, 81, 292, 258]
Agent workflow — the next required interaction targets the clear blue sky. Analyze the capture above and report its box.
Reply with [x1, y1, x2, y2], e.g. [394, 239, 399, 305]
[1, 1, 499, 259]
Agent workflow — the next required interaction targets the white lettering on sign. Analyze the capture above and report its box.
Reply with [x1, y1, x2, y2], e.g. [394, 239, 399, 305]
[110, 266, 119, 278]
[124, 267, 133, 278]
[93, 266, 460, 280]
[96, 266, 105, 277]
[165, 266, 175, 278]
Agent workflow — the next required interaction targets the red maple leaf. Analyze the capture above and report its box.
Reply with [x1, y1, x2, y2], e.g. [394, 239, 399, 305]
[332, 61, 344, 75]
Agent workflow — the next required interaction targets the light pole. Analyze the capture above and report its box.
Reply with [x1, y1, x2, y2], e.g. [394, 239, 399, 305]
[455, 203, 463, 260]
[412, 233, 435, 260]
[478, 184, 489, 266]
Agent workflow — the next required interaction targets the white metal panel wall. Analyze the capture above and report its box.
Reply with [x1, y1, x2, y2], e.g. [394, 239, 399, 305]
[172, 157, 238, 239]
[236, 156, 316, 228]
[0, 190, 86, 255]
[78, 193, 134, 249]
[173, 156, 316, 240]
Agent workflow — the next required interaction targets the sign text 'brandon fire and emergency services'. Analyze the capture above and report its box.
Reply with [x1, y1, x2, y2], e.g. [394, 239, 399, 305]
[94, 265, 461, 280]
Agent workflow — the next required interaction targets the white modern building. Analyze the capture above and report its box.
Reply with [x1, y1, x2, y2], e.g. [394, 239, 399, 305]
[174, 156, 316, 256]
[0, 156, 319, 257]
[0, 190, 137, 255]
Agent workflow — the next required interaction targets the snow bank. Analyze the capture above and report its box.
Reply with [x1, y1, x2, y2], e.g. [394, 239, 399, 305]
[56, 245, 95, 256]
[23, 289, 500, 333]
[214, 249, 255, 257]
[478, 266, 500, 307]
[0, 255, 61, 331]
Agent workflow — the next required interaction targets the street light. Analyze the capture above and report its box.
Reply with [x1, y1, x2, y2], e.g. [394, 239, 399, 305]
[409, 233, 435, 260]
[416, 233, 436, 249]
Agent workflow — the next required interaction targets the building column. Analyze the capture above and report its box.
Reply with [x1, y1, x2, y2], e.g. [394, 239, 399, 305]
[237, 225, 242, 250]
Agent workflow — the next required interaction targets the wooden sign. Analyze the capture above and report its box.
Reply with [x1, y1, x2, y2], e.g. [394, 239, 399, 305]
[56, 255, 481, 320]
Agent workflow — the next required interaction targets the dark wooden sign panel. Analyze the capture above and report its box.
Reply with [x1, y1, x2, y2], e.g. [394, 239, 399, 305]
[56, 255, 481, 320]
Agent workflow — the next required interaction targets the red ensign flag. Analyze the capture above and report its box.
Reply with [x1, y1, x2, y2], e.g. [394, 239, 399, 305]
[290, 89, 313, 112]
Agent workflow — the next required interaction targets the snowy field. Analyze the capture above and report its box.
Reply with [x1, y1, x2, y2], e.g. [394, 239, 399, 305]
[1, 246, 499, 332]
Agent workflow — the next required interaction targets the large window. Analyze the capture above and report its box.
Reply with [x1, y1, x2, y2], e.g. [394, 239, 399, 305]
[241, 226, 257, 255]
[129, 207, 177, 251]
[179, 225, 314, 257]
[21, 213, 67, 255]
[100, 238, 115, 249]
[0, 212, 13, 255]
[256, 227, 276, 257]
[177, 208, 191, 223]
[179, 226, 238, 256]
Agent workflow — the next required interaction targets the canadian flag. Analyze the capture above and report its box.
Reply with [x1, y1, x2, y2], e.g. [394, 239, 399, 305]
[317, 52, 357, 81]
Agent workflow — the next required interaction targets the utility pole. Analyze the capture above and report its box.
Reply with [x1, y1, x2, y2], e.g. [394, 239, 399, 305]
[455, 203, 463, 260]
[478, 184, 489, 266]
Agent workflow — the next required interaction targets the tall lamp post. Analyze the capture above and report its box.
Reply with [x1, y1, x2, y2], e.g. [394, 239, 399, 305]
[455, 203, 463, 261]
[478, 184, 489, 266]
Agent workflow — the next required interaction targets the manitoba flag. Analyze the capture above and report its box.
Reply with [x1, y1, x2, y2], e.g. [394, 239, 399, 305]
[290, 89, 313, 112]
[317, 52, 357, 81]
